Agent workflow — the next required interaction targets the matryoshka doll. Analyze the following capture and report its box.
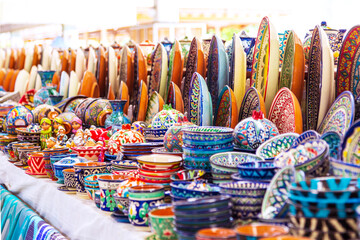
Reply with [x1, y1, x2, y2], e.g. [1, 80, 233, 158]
[40, 118, 52, 149]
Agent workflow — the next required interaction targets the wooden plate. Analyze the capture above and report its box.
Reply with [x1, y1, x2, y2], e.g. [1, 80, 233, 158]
[207, 35, 229, 113]
[3, 69, 14, 91]
[90, 82, 100, 98]
[68, 71, 80, 98]
[268, 87, 303, 134]
[167, 40, 184, 91]
[167, 81, 184, 113]
[182, 37, 205, 116]
[87, 47, 96, 75]
[238, 87, 266, 121]
[149, 43, 168, 101]
[336, 25, 360, 97]
[24, 47, 33, 72]
[79, 71, 97, 97]
[137, 80, 148, 121]
[0, 69, 6, 87]
[229, 33, 247, 112]
[145, 91, 164, 124]
[118, 46, 134, 100]
[17, 48, 26, 70]
[32, 45, 39, 67]
[42, 46, 51, 70]
[215, 85, 238, 128]
[131, 44, 147, 111]
[317, 91, 355, 136]
[52, 72, 60, 91]
[251, 16, 280, 112]
[69, 49, 76, 73]
[279, 30, 305, 102]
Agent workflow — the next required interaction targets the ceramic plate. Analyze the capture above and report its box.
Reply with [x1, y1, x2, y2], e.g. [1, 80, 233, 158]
[292, 130, 320, 148]
[350, 43, 360, 100]
[317, 91, 355, 135]
[57, 185, 76, 194]
[24, 47, 33, 73]
[118, 46, 134, 99]
[14, 70, 29, 96]
[167, 81, 184, 113]
[137, 80, 148, 122]
[229, 33, 247, 112]
[261, 165, 296, 219]
[9, 70, 19, 92]
[336, 26, 360, 97]
[251, 17, 280, 112]
[75, 48, 85, 83]
[278, 30, 290, 67]
[189, 72, 212, 126]
[215, 85, 238, 128]
[108, 47, 118, 96]
[68, 71, 80, 98]
[59, 71, 70, 98]
[149, 43, 168, 101]
[61, 49, 69, 73]
[117, 81, 129, 114]
[321, 131, 342, 159]
[268, 87, 303, 134]
[183, 37, 205, 116]
[304, 25, 322, 131]
[79, 71, 97, 97]
[238, 87, 266, 121]
[145, 91, 164, 124]
[167, 40, 184, 92]
[87, 47, 96, 75]
[96, 46, 107, 97]
[3, 69, 14, 91]
[131, 45, 147, 110]
[341, 119, 360, 165]
[207, 35, 229, 112]
[279, 30, 305, 102]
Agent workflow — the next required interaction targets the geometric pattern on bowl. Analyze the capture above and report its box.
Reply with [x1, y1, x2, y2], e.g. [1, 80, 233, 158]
[289, 215, 358, 232]
[219, 181, 269, 197]
[170, 181, 221, 199]
[237, 161, 278, 180]
[330, 159, 360, 178]
[291, 130, 320, 148]
[288, 227, 359, 240]
[210, 152, 264, 171]
[256, 133, 299, 160]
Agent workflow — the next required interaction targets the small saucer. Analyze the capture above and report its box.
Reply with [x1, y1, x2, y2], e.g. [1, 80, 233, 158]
[25, 170, 48, 178]
[57, 185, 76, 194]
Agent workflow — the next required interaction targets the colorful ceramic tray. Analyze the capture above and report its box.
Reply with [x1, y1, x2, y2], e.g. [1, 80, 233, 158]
[167, 40, 184, 91]
[145, 92, 164, 124]
[317, 91, 355, 135]
[350, 43, 360, 100]
[341, 119, 360, 165]
[238, 87, 266, 121]
[250, 16, 280, 112]
[229, 33, 246, 112]
[207, 35, 229, 112]
[149, 43, 168, 101]
[279, 30, 305, 102]
[336, 25, 360, 97]
[268, 87, 303, 134]
[215, 85, 238, 128]
[182, 37, 205, 116]
[304, 25, 322, 131]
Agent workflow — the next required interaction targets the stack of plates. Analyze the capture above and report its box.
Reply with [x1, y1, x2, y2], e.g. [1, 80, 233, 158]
[137, 154, 182, 187]
[173, 196, 232, 240]
[288, 177, 360, 240]
[182, 127, 234, 173]
[121, 142, 162, 160]
[104, 151, 117, 162]
[111, 160, 138, 171]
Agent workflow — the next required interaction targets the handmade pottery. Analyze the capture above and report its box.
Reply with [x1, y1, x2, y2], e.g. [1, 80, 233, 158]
[292, 130, 320, 148]
[321, 131, 342, 159]
[27, 152, 46, 175]
[215, 85, 238, 128]
[148, 206, 177, 240]
[33, 71, 59, 107]
[278, 30, 291, 68]
[63, 168, 77, 189]
[145, 92, 164, 125]
[237, 162, 278, 180]
[73, 98, 97, 122]
[233, 111, 279, 152]
[330, 158, 360, 178]
[167, 81, 184, 113]
[167, 40, 184, 91]
[118, 46, 134, 99]
[341, 119, 360, 165]
[235, 225, 289, 240]
[84, 99, 112, 127]
[170, 169, 206, 182]
[98, 174, 128, 212]
[32, 104, 62, 123]
[104, 100, 131, 129]
[150, 105, 185, 130]
[149, 43, 168, 101]
[196, 228, 236, 240]
[63, 96, 87, 113]
[170, 181, 220, 199]
[17, 146, 41, 165]
[239, 87, 267, 121]
[164, 122, 195, 153]
[53, 157, 87, 184]
[136, 80, 148, 122]
[5, 106, 34, 135]
[108, 124, 145, 155]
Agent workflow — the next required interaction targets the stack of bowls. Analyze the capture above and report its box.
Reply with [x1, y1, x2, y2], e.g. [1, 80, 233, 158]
[84, 173, 112, 200]
[219, 181, 269, 221]
[170, 181, 221, 202]
[15, 127, 40, 143]
[288, 177, 360, 239]
[111, 159, 138, 171]
[170, 169, 206, 183]
[182, 127, 234, 173]
[43, 147, 69, 180]
[330, 158, 360, 177]
[137, 154, 182, 188]
[17, 145, 41, 166]
[104, 151, 117, 162]
[274, 139, 330, 177]
[236, 162, 279, 181]
[121, 142, 162, 160]
[53, 156, 88, 184]
[210, 152, 264, 183]
[173, 196, 232, 240]
[11, 142, 35, 163]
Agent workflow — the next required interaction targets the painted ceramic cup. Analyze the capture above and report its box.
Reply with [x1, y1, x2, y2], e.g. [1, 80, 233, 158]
[235, 225, 289, 240]
[97, 174, 128, 212]
[149, 206, 177, 240]
[12, 143, 36, 161]
[17, 146, 41, 165]
[27, 152, 46, 174]
[74, 162, 108, 197]
[63, 168, 77, 189]
[128, 185, 165, 228]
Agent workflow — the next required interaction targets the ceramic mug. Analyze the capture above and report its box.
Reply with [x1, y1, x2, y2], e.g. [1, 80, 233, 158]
[148, 206, 177, 240]
[27, 152, 46, 175]
[63, 168, 77, 189]
[74, 162, 108, 197]
[17, 146, 41, 165]
[97, 174, 128, 212]
[128, 185, 165, 228]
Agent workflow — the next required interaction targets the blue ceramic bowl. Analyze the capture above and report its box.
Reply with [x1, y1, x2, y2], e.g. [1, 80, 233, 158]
[237, 161, 279, 180]
[292, 130, 320, 148]
[104, 151, 117, 161]
[170, 181, 221, 199]
[175, 206, 230, 218]
[330, 159, 360, 178]
[219, 181, 269, 197]
[170, 169, 206, 182]
[182, 140, 234, 150]
[174, 211, 231, 224]
[94, 190, 101, 208]
[170, 192, 187, 202]
[210, 152, 264, 173]
[173, 195, 231, 211]
[288, 194, 360, 209]
[183, 155, 212, 172]
[183, 147, 233, 158]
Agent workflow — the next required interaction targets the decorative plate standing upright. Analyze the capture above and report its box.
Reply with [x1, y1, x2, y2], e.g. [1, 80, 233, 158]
[251, 16, 280, 112]
[238, 87, 266, 121]
[145, 92, 164, 125]
[215, 86, 238, 128]
[341, 119, 360, 165]
[167, 40, 184, 91]
[182, 37, 205, 117]
[207, 35, 229, 113]
[336, 25, 360, 97]
[167, 82, 184, 113]
[33, 71, 58, 107]
[148, 43, 168, 101]
[118, 46, 134, 100]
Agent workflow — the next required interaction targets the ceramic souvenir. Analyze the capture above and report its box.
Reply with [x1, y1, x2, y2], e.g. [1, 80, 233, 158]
[350, 45, 360, 101]
[96, 46, 107, 97]
[279, 30, 305, 102]
[239, 87, 266, 121]
[148, 206, 177, 240]
[136, 80, 148, 122]
[68, 71, 80, 98]
[117, 81, 130, 114]
[164, 122, 195, 153]
[251, 17, 280, 112]
[188, 72, 213, 126]
[149, 43, 168, 101]
[145, 92, 164, 125]
[233, 111, 279, 152]
[207, 35, 229, 112]
[167, 81, 184, 113]
[14, 70, 29, 96]
[17, 146, 41, 166]
[292, 130, 320, 148]
[317, 90, 355, 135]
[131, 121, 147, 135]
[131, 44, 147, 116]
[108, 124, 146, 155]
[53, 157, 88, 184]
[167, 40, 184, 91]
[229, 33, 247, 112]
[268, 87, 303, 134]
[321, 131, 342, 161]
[341, 119, 360, 165]
[104, 100, 131, 130]
[63, 96, 87, 113]
[139, 40, 156, 66]
[32, 104, 62, 123]
[26, 152, 47, 176]
[79, 71, 99, 97]
[84, 99, 112, 127]
[5, 106, 34, 135]
[278, 30, 291, 67]
[98, 174, 128, 212]
[215, 85, 238, 128]
[108, 47, 118, 95]
[118, 46, 134, 99]
[150, 105, 185, 129]
[62, 168, 77, 189]
[235, 225, 289, 239]
[182, 37, 205, 116]
[33, 71, 59, 107]
[72, 146, 106, 161]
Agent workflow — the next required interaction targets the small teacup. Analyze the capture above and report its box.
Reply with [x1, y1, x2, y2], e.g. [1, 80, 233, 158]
[97, 174, 128, 212]
[17, 146, 41, 165]
[12, 142, 35, 161]
[27, 152, 46, 174]
[149, 206, 177, 240]
[63, 168, 76, 189]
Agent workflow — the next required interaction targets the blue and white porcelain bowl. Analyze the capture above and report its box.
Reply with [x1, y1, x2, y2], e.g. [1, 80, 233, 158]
[210, 152, 264, 173]
[330, 158, 360, 177]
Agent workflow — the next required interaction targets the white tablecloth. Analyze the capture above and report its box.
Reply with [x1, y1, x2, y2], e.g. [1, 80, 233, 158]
[0, 152, 149, 240]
